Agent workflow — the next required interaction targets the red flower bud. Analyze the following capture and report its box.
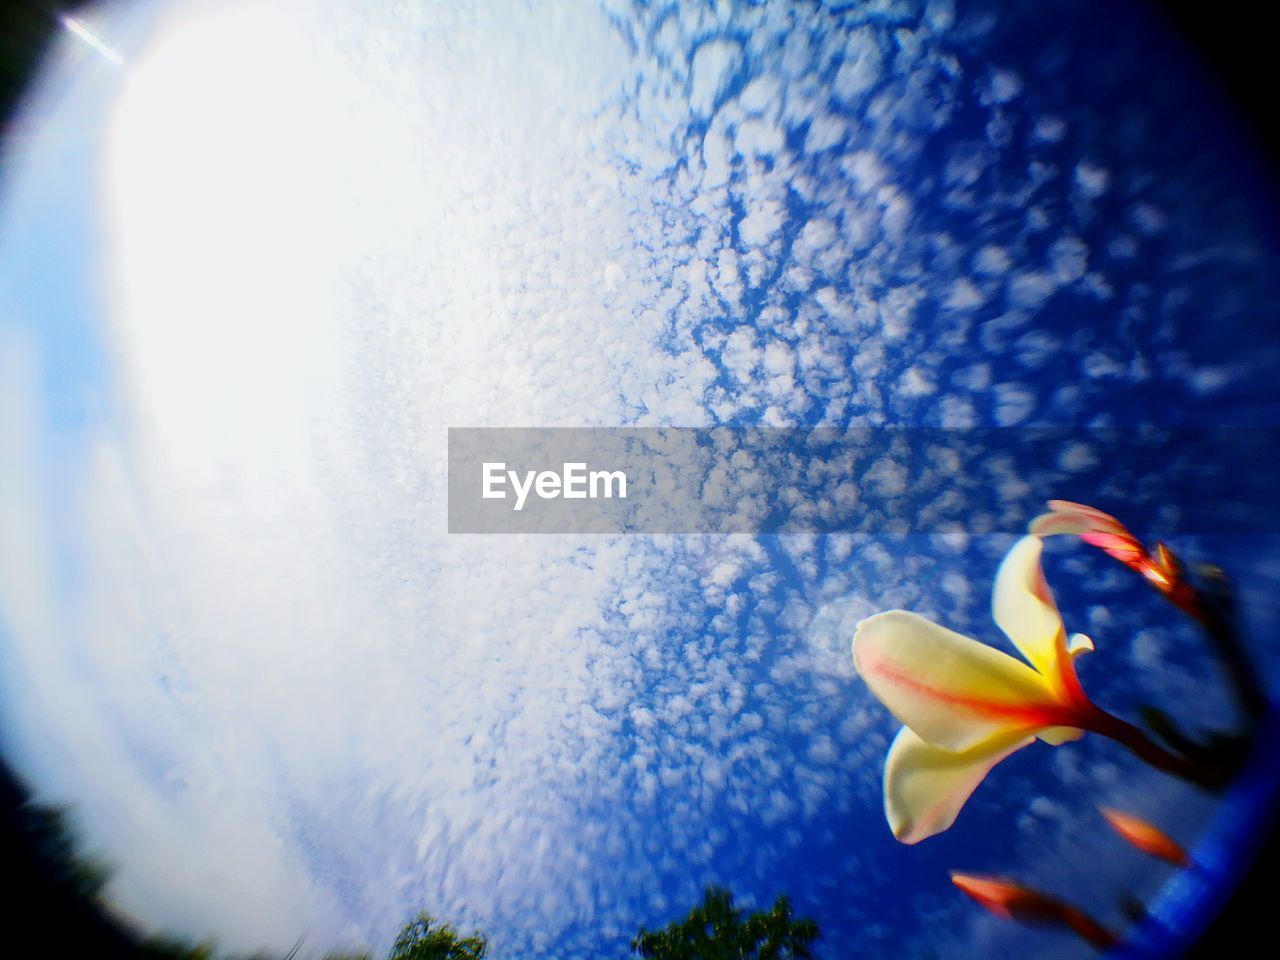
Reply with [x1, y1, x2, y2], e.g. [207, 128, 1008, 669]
[1030, 500, 1204, 621]
[950, 872, 1118, 950]
[1100, 807, 1189, 867]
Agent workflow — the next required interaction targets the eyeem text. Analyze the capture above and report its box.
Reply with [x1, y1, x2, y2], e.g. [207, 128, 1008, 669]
[482, 462, 628, 512]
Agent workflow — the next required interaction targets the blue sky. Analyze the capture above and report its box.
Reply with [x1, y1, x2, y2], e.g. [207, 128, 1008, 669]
[3, 1, 1280, 958]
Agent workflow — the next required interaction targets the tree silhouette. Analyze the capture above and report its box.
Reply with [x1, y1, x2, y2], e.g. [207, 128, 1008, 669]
[631, 886, 819, 960]
[135, 931, 371, 960]
[18, 801, 112, 901]
[388, 913, 488, 960]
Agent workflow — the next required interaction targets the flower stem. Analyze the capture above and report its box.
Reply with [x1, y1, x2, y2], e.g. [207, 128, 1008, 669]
[1083, 705, 1229, 789]
[1192, 567, 1269, 728]
[1060, 905, 1119, 951]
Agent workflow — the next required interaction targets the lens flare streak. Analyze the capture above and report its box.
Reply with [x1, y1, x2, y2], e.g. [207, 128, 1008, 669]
[61, 15, 124, 66]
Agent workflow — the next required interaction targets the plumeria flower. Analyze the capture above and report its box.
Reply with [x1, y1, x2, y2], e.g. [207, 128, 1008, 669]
[1100, 807, 1189, 867]
[1029, 500, 1202, 620]
[853, 535, 1098, 844]
[853, 530, 1223, 844]
[950, 873, 1118, 950]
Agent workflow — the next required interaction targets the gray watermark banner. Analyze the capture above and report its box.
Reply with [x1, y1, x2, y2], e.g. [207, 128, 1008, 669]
[447, 427, 1279, 535]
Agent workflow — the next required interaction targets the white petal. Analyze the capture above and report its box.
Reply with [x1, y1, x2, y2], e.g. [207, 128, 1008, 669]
[884, 726, 1036, 844]
[992, 535, 1068, 679]
[854, 610, 1061, 753]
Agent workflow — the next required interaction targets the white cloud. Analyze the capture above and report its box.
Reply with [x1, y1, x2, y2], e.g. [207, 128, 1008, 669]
[944, 277, 985, 310]
[1049, 236, 1089, 284]
[1057, 441, 1099, 473]
[734, 118, 785, 159]
[974, 244, 1011, 274]
[738, 74, 781, 116]
[994, 383, 1036, 425]
[1008, 270, 1058, 310]
[1075, 160, 1110, 197]
[739, 197, 786, 247]
[833, 31, 882, 102]
[802, 112, 848, 154]
[981, 68, 1022, 105]
[1033, 114, 1067, 143]
[898, 366, 935, 397]
[689, 39, 742, 117]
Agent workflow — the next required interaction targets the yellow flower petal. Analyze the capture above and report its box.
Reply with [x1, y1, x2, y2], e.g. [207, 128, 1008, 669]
[1037, 726, 1084, 745]
[885, 727, 1035, 844]
[853, 610, 1064, 753]
[992, 535, 1068, 681]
